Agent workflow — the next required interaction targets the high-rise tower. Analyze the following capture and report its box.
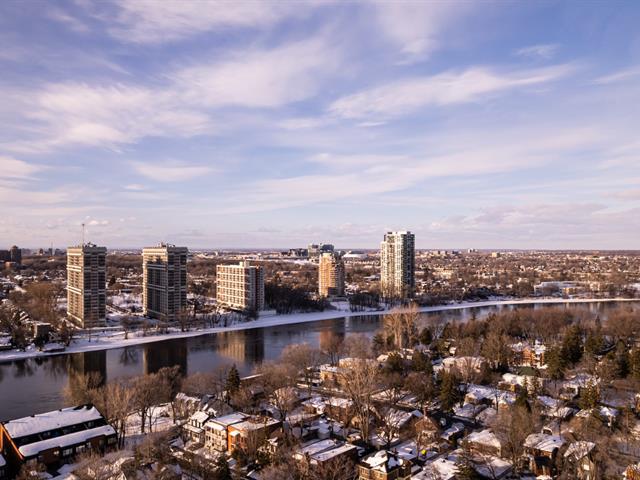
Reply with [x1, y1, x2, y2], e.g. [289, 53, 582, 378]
[67, 244, 107, 327]
[380, 231, 415, 299]
[142, 244, 188, 322]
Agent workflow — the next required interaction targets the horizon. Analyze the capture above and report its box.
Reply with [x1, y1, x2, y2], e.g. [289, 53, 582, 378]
[1, 2, 639, 249]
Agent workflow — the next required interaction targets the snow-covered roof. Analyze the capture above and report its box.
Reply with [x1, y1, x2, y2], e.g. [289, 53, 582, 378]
[361, 450, 406, 472]
[2, 405, 105, 440]
[420, 458, 458, 480]
[19, 425, 116, 458]
[231, 417, 280, 432]
[465, 429, 501, 450]
[297, 439, 340, 457]
[441, 422, 465, 440]
[564, 441, 595, 460]
[206, 412, 247, 428]
[311, 443, 356, 462]
[524, 433, 565, 453]
[189, 411, 210, 424]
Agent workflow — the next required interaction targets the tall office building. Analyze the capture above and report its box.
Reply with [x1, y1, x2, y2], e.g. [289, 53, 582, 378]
[318, 252, 345, 297]
[10, 245, 21, 265]
[67, 244, 107, 328]
[380, 231, 415, 299]
[142, 244, 188, 322]
[308, 243, 334, 258]
[216, 261, 264, 312]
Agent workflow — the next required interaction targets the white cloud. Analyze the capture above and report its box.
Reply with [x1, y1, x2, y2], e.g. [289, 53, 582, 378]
[47, 8, 90, 33]
[3, 35, 340, 153]
[105, 0, 309, 44]
[372, 1, 475, 62]
[123, 184, 146, 191]
[0, 156, 42, 179]
[593, 66, 640, 85]
[217, 126, 603, 213]
[132, 161, 214, 182]
[173, 37, 341, 108]
[514, 44, 559, 59]
[86, 219, 110, 226]
[330, 64, 575, 119]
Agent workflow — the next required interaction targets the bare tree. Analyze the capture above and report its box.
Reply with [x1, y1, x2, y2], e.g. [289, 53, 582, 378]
[321, 332, 344, 366]
[342, 333, 372, 359]
[375, 372, 407, 448]
[491, 404, 541, 472]
[258, 362, 299, 422]
[281, 343, 321, 396]
[338, 357, 380, 446]
[383, 303, 420, 350]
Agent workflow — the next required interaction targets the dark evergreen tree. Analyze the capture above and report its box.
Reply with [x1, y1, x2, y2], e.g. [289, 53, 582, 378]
[515, 378, 531, 411]
[615, 341, 630, 378]
[226, 364, 241, 395]
[561, 324, 583, 365]
[419, 327, 433, 346]
[212, 455, 232, 480]
[546, 346, 566, 382]
[578, 381, 600, 410]
[439, 371, 460, 412]
[412, 349, 433, 374]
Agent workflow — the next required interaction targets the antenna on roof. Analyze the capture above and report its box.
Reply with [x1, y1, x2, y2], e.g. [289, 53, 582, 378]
[82, 223, 85, 246]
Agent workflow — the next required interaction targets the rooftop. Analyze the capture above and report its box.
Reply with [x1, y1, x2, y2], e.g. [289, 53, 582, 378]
[2, 405, 104, 440]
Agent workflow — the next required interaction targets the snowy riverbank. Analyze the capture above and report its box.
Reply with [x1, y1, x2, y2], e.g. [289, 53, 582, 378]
[0, 297, 638, 363]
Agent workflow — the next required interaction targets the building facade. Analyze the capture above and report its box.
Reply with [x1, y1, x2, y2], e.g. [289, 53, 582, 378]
[0, 405, 116, 476]
[142, 244, 188, 322]
[67, 244, 107, 328]
[9, 246, 21, 265]
[318, 252, 345, 297]
[216, 261, 264, 312]
[380, 231, 415, 299]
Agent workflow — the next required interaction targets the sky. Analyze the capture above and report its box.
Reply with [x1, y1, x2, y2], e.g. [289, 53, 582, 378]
[1, 1, 640, 250]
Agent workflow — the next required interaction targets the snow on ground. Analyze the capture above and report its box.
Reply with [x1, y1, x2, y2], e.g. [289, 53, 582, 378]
[0, 297, 637, 363]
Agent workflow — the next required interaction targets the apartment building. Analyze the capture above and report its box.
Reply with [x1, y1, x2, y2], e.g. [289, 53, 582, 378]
[142, 244, 188, 322]
[0, 405, 116, 476]
[318, 252, 345, 297]
[380, 231, 415, 299]
[216, 261, 264, 312]
[67, 244, 107, 328]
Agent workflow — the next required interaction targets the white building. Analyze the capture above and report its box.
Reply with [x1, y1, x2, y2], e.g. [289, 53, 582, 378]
[318, 252, 345, 297]
[216, 261, 265, 312]
[380, 231, 415, 299]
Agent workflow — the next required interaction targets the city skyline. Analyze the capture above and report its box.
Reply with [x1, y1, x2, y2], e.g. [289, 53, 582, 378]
[1, 2, 640, 249]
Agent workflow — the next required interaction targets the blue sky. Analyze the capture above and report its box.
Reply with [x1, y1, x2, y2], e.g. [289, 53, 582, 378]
[1, 1, 639, 250]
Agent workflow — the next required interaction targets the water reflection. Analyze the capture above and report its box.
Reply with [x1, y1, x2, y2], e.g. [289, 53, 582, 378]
[143, 339, 188, 375]
[0, 301, 636, 420]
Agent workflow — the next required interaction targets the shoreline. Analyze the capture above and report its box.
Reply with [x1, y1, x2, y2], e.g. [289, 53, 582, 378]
[0, 297, 637, 363]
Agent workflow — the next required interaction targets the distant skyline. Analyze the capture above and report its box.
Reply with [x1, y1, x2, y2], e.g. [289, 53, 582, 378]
[1, 1, 639, 250]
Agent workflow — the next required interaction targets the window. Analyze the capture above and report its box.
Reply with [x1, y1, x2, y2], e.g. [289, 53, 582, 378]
[62, 448, 73, 457]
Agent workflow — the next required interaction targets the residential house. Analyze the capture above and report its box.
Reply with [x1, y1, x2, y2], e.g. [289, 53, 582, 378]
[358, 450, 412, 480]
[183, 411, 210, 444]
[227, 416, 282, 454]
[564, 441, 597, 480]
[463, 429, 502, 457]
[0, 405, 116, 476]
[204, 412, 248, 453]
[523, 433, 565, 477]
[294, 439, 358, 470]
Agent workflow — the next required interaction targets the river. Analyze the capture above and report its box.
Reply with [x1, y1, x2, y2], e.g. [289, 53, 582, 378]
[0, 300, 635, 421]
